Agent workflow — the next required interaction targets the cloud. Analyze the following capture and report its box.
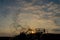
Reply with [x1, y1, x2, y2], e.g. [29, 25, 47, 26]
[52, 28, 60, 34]
[16, 0, 60, 34]
[0, 0, 60, 37]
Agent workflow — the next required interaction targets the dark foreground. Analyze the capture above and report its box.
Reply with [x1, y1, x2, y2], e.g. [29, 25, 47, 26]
[0, 32, 60, 40]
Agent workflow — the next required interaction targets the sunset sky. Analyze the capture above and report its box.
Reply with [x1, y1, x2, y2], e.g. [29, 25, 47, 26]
[0, 0, 60, 37]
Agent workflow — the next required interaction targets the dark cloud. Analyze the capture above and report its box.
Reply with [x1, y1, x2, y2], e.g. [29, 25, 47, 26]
[48, 0, 60, 4]
[52, 28, 60, 32]
[0, 0, 60, 7]
[55, 13, 60, 17]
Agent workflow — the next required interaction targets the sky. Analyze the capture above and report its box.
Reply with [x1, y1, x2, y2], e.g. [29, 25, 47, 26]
[0, 0, 60, 37]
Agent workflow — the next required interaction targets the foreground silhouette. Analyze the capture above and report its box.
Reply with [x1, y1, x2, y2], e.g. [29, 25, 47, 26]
[0, 32, 60, 40]
[12, 32, 60, 40]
